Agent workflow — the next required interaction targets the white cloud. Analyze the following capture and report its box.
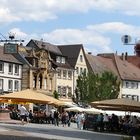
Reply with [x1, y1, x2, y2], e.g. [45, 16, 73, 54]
[8, 22, 140, 54]
[1, 0, 140, 24]
[42, 28, 112, 54]
[87, 22, 140, 37]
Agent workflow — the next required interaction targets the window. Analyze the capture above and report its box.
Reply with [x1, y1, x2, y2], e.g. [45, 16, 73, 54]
[8, 80, 13, 91]
[122, 94, 126, 98]
[56, 56, 61, 63]
[0, 62, 4, 73]
[76, 67, 79, 74]
[68, 71, 72, 79]
[58, 86, 61, 95]
[80, 68, 83, 74]
[62, 86, 66, 97]
[125, 81, 129, 88]
[33, 76, 37, 88]
[0, 79, 3, 90]
[136, 82, 139, 89]
[8, 63, 13, 74]
[132, 95, 139, 101]
[57, 69, 61, 78]
[80, 55, 83, 62]
[126, 94, 131, 99]
[44, 78, 47, 90]
[68, 87, 72, 93]
[63, 70, 66, 79]
[131, 82, 135, 89]
[84, 68, 86, 74]
[61, 57, 65, 64]
[14, 80, 19, 91]
[15, 64, 19, 75]
[49, 78, 52, 91]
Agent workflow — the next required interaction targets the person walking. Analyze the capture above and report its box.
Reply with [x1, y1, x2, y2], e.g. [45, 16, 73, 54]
[54, 110, 59, 126]
[19, 104, 28, 125]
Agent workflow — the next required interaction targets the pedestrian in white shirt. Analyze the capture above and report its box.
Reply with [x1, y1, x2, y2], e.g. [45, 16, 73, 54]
[103, 114, 109, 130]
[19, 104, 28, 125]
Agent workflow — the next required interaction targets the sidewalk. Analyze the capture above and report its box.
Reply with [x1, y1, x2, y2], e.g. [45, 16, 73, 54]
[0, 122, 125, 140]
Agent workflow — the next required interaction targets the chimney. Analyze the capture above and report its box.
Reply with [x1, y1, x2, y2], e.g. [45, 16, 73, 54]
[125, 52, 128, 60]
[121, 53, 124, 60]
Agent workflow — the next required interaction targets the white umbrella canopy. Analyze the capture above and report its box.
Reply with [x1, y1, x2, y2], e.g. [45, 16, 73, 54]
[84, 108, 104, 114]
[65, 107, 85, 112]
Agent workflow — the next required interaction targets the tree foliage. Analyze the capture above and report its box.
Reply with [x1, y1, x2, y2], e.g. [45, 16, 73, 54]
[74, 71, 120, 105]
[53, 90, 59, 99]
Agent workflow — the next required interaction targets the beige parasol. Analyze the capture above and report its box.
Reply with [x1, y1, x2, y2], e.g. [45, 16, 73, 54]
[0, 89, 61, 104]
[91, 98, 140, 112]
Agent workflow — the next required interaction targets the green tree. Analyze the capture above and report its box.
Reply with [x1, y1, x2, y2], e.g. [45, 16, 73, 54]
[75, 72, 88, 106]
[53, 90, 59, 99]
[75, 71, 120, 105]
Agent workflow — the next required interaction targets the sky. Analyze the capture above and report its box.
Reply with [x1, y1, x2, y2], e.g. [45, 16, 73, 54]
[0, 0, 140, 55]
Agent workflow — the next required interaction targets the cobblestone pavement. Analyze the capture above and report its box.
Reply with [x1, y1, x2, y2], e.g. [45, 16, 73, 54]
[0, 122, 126, 140]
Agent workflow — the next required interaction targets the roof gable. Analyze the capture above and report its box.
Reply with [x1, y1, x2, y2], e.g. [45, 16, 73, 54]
[86, 54, 118, 76]
[114, 54, 140, 81]
[87, 53, 140, 81]
[58, 44, 83, 68]
[26, 39, 62, 55]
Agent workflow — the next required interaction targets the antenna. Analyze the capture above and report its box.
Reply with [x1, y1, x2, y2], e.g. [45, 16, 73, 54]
[0, 33, 7, 40]
[0, 32, 24, 43]
[0, 32, 24, 54]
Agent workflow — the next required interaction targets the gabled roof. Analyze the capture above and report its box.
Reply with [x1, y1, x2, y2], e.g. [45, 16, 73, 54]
[86, 54, 119, 78]
[26, 39, 62, 55]
[87, 53, 140, 81]
[113, 54, 140, 81]
[100, 54, 140, 81]
[58, 44, 84, 68]
[0, 46, 23, 64]
[86, 54, 109, 74]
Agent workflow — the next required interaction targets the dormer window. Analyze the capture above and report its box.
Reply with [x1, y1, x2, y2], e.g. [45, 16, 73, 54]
[61, 57, 65, 64]
[56, 56, 61, 63]
[56, 56, 66, 64]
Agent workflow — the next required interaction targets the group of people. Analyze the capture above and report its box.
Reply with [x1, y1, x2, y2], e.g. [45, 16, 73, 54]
[10, 105, 73, 127]
[85, 113, 140, 136]
[8, 105, 140, 136]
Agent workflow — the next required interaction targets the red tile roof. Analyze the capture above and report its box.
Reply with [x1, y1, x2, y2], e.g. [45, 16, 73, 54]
[127, 56, 140, 68]
[87, 53, 140, 81]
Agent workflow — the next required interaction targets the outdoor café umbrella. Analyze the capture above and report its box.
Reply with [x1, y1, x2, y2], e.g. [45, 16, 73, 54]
[0, 89, 61, 104]
[65, 106, 85, 112]
[91, 98, 140, 112]
[84, 107, 104, 114]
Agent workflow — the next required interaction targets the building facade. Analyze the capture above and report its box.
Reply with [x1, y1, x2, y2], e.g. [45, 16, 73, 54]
[24, 40, 74, 100]
[86, 53, 140, 102]
[0, 47, 22, 94]
[58, 44, 88, 94]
